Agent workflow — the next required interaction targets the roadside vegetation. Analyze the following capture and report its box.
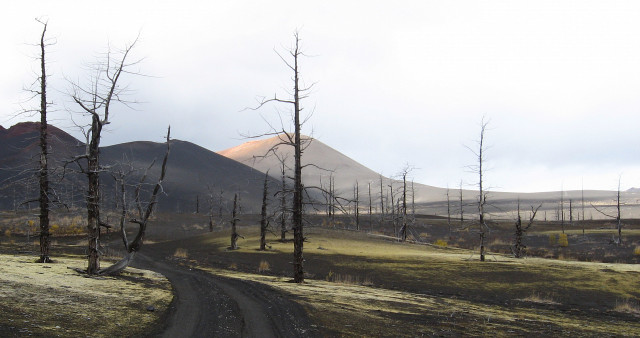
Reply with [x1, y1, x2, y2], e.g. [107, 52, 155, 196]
[0, 251, 172, 336]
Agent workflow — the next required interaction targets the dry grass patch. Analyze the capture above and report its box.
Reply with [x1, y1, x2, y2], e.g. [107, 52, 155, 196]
[518, 292, 560, 305]
[614, 298, 640, 315]
[0, 254, 172, 337]
[173, 248, 188, 259]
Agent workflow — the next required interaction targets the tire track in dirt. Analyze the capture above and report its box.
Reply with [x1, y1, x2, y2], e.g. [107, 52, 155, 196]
[135, 252, 319, 337]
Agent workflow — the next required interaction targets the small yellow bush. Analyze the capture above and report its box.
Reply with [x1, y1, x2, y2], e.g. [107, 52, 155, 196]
[258, 260, 270, 273]
[173, 248, 188, 259]
[50, 224, 60, 234]
[548, 234, 557, 246]
[633, 246, 640, 256]
[4, 229, 11, 237]
[558, 233, 569, 247]
[434, 239, 448, 247]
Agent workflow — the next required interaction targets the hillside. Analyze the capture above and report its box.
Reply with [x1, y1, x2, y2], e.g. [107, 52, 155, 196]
[0, 122, 277, 213]
[218, 134, 628, 218]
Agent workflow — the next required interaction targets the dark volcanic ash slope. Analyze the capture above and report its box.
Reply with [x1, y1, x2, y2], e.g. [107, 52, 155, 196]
[0, 122, 277, 212]
[100, 139, 277, 213]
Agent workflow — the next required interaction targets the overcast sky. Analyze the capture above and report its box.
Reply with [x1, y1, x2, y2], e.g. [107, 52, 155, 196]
[2, 1, 640, 193]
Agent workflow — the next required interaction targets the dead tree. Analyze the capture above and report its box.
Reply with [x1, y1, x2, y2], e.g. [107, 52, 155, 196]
[379, 175, 385, 226]
[354, 181, 360, 230]
[398, 165, 413, 241]
[512, 198, 541, 258]
[230, 193, 240, 250]
[68, 37, 141, 274]
[207, 186, 215, 232]
[459, 180, 464, 224]
[260, 172, 269, 250]
[98, 127, 171, 275]
[581, 180, 585, 236]
[249, 32, 311, 282]
[368, 181, 373, 232]
[466, 118, 490, 261]
[389, 182, 396, 236]
[560, 188, 565, 234]
[30, 19, 54, 263]
[446, 186, 452, 237]
[276, 153, 289, 241]
[592, 177, 624, 245]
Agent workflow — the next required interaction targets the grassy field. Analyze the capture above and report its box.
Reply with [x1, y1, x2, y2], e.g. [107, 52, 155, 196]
[0, 251, 173, 337]
[164, 225, 640, 336]
[2, 209, 640, 336]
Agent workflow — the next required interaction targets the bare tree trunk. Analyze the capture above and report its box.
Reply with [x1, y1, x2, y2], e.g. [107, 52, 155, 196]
[368, 181, 372, 232]
[459, 180, 464, 224]
[280, 161, 287, 242]
[98, 127, 171, 275]
[446, 186, 451, 238]
[616, 179, 622, 245]
[36, 20, 52, 263]
[86, 115, 103, 273]
[292, 35, 305, 283]
[390, 183, 396, 237]
[260, 172, 269, 250]
[354, 181, 360, 230]
[581, 178, 585, 236]
[400, 171, 408, 241]
[470, 118, 489, 262]
[379, 175, 385, 226]
[230, 193, 239, 250]
[560, 189, 565, 234]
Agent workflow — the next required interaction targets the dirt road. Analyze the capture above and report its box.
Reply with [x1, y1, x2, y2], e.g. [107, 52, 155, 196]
[134, 251, 319, 337]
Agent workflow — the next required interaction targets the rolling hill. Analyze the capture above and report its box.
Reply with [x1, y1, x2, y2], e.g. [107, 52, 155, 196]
[0, 122, 277, 213]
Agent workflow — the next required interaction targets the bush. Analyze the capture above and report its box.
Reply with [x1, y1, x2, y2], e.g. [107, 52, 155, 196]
[558, 233, 569, 247]
[258, 260, 270, 273]
[434, 239, 448, 247]
[173, 248, 188, 259]
[548, 234, 557, 246]
[633, 246, 640, 256]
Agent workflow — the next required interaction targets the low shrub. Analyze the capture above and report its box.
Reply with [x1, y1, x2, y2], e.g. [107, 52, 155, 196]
[633, 246, 640, 256]
[434, 239, 448, 247]
[614, 298, 640, 315]
[558, 233, 569, 247]
[173, 248, 188, 259]
[548, 234, 557, 246]
[258, 260, 270, 273]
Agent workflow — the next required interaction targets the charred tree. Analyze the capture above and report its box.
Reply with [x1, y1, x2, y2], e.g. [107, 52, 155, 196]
[446, 186, 452, 238]
[513, 198, 541, 258]
[260, 172, 269, 250]
[249, 32, 313, 282]
[459, 180, 464, 224]
[467, 118, 490, 261]
[230, 193, 240, 250]
[354, 181, 360, 230]
[97, 127, 171, 275]
[592, 178, 624, 246]
[34, 19, 53, 263]
[278, 155, 289, 241]
[368, 181, 373, 232]
[69, 37, 141, 274]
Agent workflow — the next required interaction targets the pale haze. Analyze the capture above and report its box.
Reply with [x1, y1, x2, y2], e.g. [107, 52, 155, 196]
[1, 1, 639, 193]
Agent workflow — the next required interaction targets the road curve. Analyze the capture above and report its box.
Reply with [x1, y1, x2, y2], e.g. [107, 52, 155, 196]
[134, 252, 319, 337]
